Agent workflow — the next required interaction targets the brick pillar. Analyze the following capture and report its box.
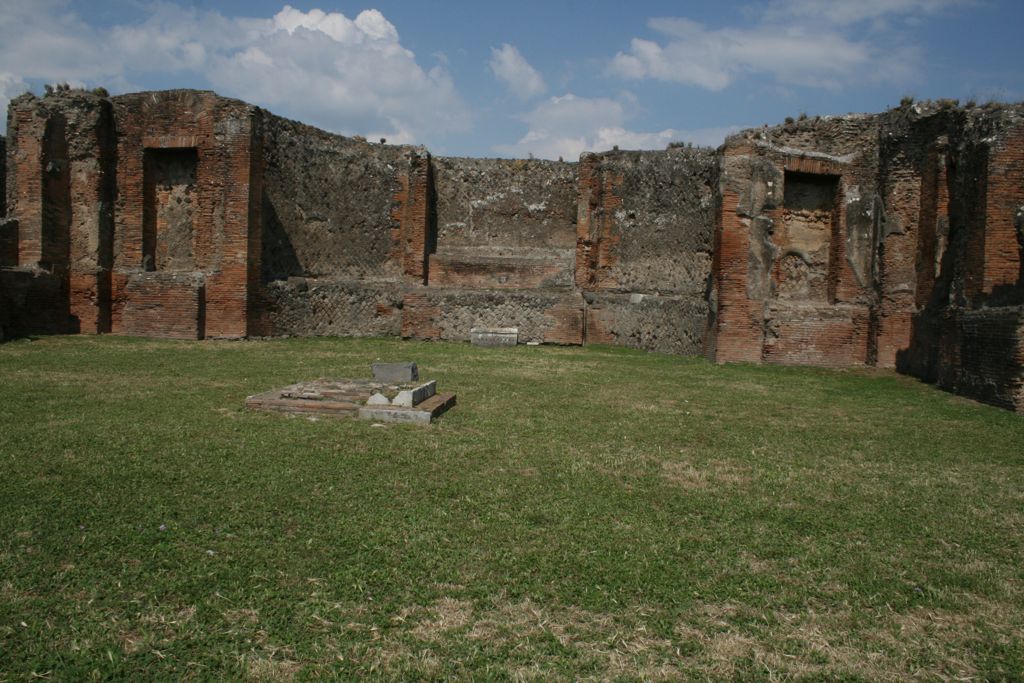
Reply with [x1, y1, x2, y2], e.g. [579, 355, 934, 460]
[981, 123, 1024, 296]
[710, 188, 764, 362]
[67, 96, 115, 334]
[204, 117, 257, 338]
[391, 149, 431, 284]
[575, 153, 623, 293]
[876, 152, 922, 368]
[8, 97, 50, 267]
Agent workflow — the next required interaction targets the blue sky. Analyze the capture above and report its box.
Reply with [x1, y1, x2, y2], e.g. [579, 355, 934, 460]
[1, 0, 1022, 159]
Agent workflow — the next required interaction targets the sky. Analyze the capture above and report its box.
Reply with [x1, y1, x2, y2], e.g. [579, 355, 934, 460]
[1, 0, 1022, 160]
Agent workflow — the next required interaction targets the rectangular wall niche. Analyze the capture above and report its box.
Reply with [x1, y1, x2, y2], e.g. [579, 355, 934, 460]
[775, 171, 840, 303]
[142, 147, 198, 272]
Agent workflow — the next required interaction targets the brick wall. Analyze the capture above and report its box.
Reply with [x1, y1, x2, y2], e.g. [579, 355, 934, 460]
[402, 156, 581, 342]
[109, 90, 258, 339]
[0, 133, 13, 267]
[65, 94, 115, 334]
[709, 116, 881, 366]
[0, 268, 67, 339]
[902, 108, 1024, 411]
[8, 96, 51, 268]
[120, 272, 205, 340]
[252, 112, 429, 337]
[708, 104, 1024, 411]
[933, 307, 1023, 410]
[3, 89, 1023, 412]
[0, 134, 5, 218]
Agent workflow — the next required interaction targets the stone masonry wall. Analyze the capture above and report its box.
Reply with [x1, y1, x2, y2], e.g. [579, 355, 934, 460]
[3, 89, 1023, 412]
[578, 148, 717, 354]
[253, 112, 427, 337]
[400, 157, 584, 344]
[709, 102, 1024, 411]
[0, 133, 12, 268]
[430, 157, 577, 289]
[0, 135, 5, 219]
[709, 115, 883, 367]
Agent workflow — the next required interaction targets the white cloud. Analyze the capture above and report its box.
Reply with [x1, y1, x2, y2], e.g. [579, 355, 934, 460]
[607, 0, 960, 92]
[758, 0, 974, 26]
[0, 1, 470, 141]
[205, 6, 469, 138]
[0, 0, 111, 85]
[0, 72, 30, 110]
[489, 44, 546, 100]
[609, 18, 904, 91]
[495, 93, 738, 160]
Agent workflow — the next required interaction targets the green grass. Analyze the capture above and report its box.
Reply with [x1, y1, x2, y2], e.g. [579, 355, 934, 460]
[0, 335, 1022, 681]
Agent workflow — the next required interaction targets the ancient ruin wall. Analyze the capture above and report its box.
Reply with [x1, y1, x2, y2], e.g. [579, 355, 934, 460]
[897, 106, 1024, 410]
[709, 115, 884, 367]
[260, 117, 410, 282]
[708, 102, 1024, 411]
[0, 91, 106, 338]
[110, 91, 261, 339]
[254, 113, 426, 337]
[0, 133, 11, 268]
[399, 157, 584, 345]
[430, 157, 577, 289]
[256, 115, 407, 339]
[0, 134, 5, 220]
[579, 148, 717, 355]
[2, 89, 1023, 412]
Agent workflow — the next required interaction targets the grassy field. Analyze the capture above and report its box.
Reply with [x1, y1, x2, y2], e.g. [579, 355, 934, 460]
[0, 335, 1022, 681]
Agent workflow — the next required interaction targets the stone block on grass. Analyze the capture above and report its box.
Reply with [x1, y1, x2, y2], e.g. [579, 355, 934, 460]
[372, 361, 418, 382]
[471, 327, 518, 347]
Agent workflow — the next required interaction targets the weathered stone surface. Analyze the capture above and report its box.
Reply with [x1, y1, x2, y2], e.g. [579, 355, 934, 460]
[470, 327, 518, 347]
[403, 289, 583, 345]
[358, 392, 456, 425]
[433, 157, 577, 252]
[575, 148, 715, 356]
[584, 292, 707, 355]
[706, 102, 1024, 411]
[393, 379, 436, 407]
[372, 361, 418, 383]
[247, 378, 454, 422]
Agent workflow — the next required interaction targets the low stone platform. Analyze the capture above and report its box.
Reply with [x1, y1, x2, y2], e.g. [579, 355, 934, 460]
[246, 377, 455, 424]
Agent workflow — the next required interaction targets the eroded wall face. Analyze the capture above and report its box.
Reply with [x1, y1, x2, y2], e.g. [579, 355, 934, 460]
[578, 148, 716, 354]
[253, 114, 426, 338]
[897, 109, 1024, 411]
[1, 92, 116, 337]
[111, 91, 258, 339]
[710, 115, 882, 367]
[398, 150, 717, 351]
[430, 157, 576, 289]
[709, 105, 1024, 411]
[0, 135, 6, 219]
[398, 157, 584, 344]
[143, 148, 198, 272]
[775, 172, 836, 302]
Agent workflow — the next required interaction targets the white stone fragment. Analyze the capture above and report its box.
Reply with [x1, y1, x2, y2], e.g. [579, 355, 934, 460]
[393, 380, 437, 407]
